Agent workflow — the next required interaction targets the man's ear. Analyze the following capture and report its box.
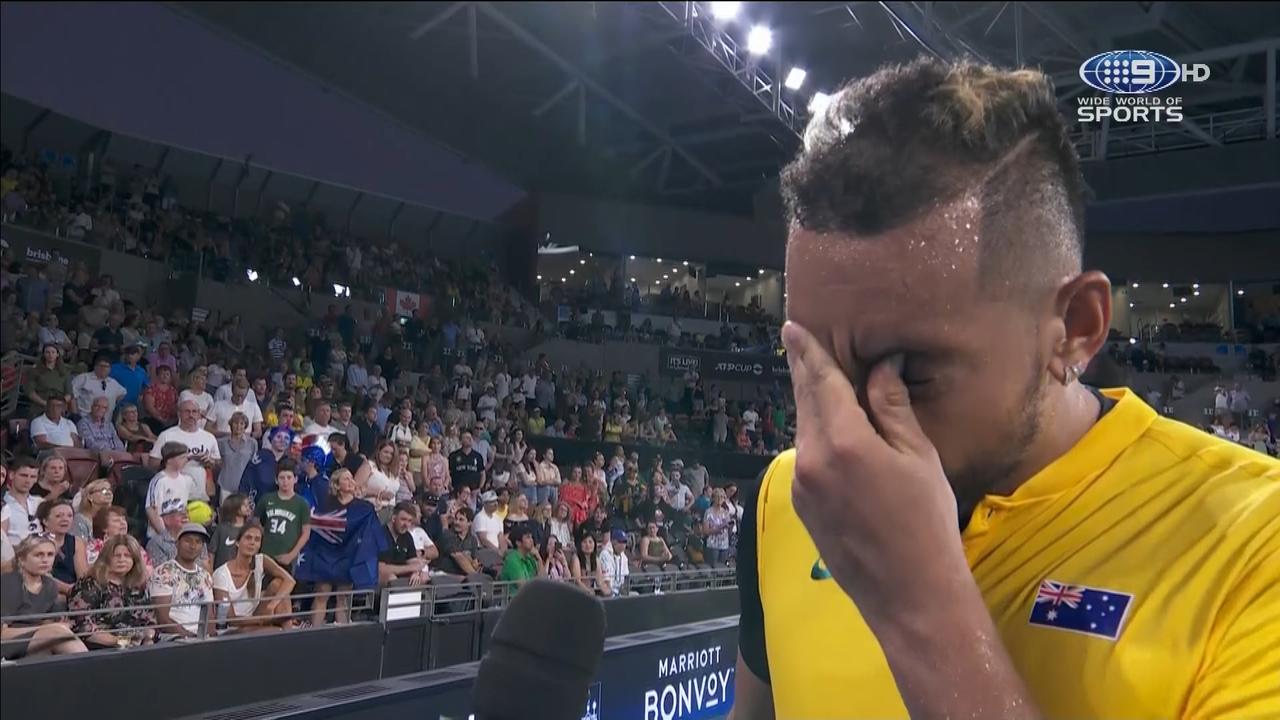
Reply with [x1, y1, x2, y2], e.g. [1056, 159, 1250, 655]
[1053, 270, 1112, 379]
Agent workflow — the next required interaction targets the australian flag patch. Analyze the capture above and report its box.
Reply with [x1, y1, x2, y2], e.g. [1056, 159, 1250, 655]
[1028, 579, 1133, 640]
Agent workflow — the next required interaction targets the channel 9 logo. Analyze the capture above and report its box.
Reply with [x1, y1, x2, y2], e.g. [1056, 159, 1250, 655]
[1075, 50, 1210, 123]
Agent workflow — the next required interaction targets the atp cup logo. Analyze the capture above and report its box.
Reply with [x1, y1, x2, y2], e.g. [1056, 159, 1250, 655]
[1075, 50, 1209, 124]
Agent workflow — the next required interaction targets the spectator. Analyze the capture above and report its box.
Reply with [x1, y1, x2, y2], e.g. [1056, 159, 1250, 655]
[542, 534, 570, 582]
[149, 399, 221, 502]
[331, 401, 359, 451]
[549, 502, 573, 549]
[27, 344, 72, 423]
[502, 494, 535, 548]
[598, 528, 630, 597]
[179, 368, 215, 424]
[685, 459, 708, 499]
[115, 403, 157, 453]
[209, 494, 252, 571]
[1229, 383, 1250, 428]
[110, 343, 150, 407]
[353, 403, 379, 459]
[499, 527, 545, 586]
[366, 364, 388, 404]
[434, 507, 490, 583]
[345, 355, 369, 398]
[0, 536, 88, 658]
[31, 455, 71, 502]
[35, 498, 87, 596]
[147, 342, 179, 382]
[569, 532, 606, 597]
[67, 534, 155, 648]
[702, 488, 733, 568]
[212, 522, 297, 632]
[216, 413, 257, 502]
[299, 468, 384, 626]
[142, 365, 180, 432]
[420, 436, 451, 498]
[559, 466, 592, 528]
[239, 427, 291, 506]
[85, 507, 151, 572]
[145, 443, 194, 540]
[387, 406, 414, 447]
[71, 353, 128, 420]
[78, 395, 126, 453]
[449, 431, 486, 494]
[254, 460, 311, 570]
[146, 499, 193, 565]
[668, 469, 695, 518]
[536, 447, 562, 506]
[378, 502, 431, 587]
[365, 441, 400, 513]
[73, 479, 114, 541]
[31, 396, 81, 451]
[213, 366, 248, 403]
[38, 314, 72, 358]
[639, 521, 674, 571]
[512, 446, 538, 506]
[148, 523, 214, 638]
[266, 328, 288, 364]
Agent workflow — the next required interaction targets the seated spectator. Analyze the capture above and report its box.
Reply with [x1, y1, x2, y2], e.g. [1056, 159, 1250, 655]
[212, 522, 298, 632]
[86, 507, 151, 573]
[115, 402, 157, 453]
[148, 523, 214, 639]
[378, 502, 431, 587]
[473, 491, 507, 552]
[178, 367, 215, 424]
[209, 494, 252, 571]
[499, 527, 545, 586]
[35, 499, 87, 597]
[542, 534, 570, 582]
[71, 353, 128, 420]
[579, 505, 612, 545]
[569, 532, 607, 597]
[434, 507, 493, 581]
[502, 494, 535, 548]
[639, 521, 674, 571]
[146, 499, 194, 566]
[1, 536, 88, 658]
[30, 454, 72, 502]
[73, 479, 114, 541]
[559, 466, 592, 527]
[26, 344, 72, 421]
[31, 396, 80, 451]
[598, 529, 630, 597]
[141, 365, 179, 432]
[109, 343, 150, 407]
[365, 441, 400, 512]
[420, 436, 451, 498]
[548, 502, 573, 549]
[38, 313, 73, 358]
[78, 396, 126, 453]
[67, 534, 155, 649]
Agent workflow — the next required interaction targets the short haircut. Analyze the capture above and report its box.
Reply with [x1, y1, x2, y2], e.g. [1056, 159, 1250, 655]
[276, 459, 298, 477]
[36, 497, 73, 524]
[781, 57, 1086, 295]
[393, 501, 418, 518]
[91, 506, 128, 539]
[454, 506, 475, 522]
[11, 456, 39, 474]
[511, 527, 533, 543]
[328, 432, 349, 449]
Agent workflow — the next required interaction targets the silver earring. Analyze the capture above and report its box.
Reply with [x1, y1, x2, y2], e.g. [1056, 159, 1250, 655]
[1062, 364, 1081, 386]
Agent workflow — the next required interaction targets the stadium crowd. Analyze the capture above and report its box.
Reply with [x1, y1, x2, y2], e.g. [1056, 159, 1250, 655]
[0, 146, 773, 659]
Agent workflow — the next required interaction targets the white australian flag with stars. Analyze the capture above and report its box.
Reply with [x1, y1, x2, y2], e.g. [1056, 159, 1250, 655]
[1028, 579, 1133, 640]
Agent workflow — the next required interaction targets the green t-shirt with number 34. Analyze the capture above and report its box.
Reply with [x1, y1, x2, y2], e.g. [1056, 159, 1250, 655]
[255, 492, 311, 560]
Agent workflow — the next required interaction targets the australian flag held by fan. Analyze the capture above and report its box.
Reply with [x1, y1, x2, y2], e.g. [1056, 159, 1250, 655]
[293, 489, 386, 589]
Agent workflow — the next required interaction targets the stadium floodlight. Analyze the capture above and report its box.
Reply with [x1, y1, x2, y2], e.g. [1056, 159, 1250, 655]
[656, 257, 662, 263]
[1180, 297, 1187, 303]
[579, 259, 586, 265]
[561, 277, 567, 283]
[1192, 283, 1199, 289]
[663, 274, 669, 280]
[630, 255, 636, 260]
[747, 25, 772, 55]
[292, 277, 301, 287]
[1131, 282, 1139, 288]
[1237, 289, 1245, 295]
[1128, 302, 1134, 308]
[630, 277, 636, 282]
[1129, 338, 1137, 344]
[808, 92, 833, 114]
[246, 269, 259, 282]
[735, 281, 742, 287]
[758, 268, 765, 274]
[672, 268, 678, 273]
[1168, 303, 1175, 308]
[1193, 291, 1200, 296]
[785, 68, 807, 90]
[1161, 282, 1169, 288]
[332, 283, 348, 298]
[682, 261, 689, 266]
[710, 2, 741, 21]
[570, 269, 576, 275]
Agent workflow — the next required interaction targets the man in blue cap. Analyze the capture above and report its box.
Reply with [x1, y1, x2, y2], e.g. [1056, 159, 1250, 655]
[598, 528, 631, 597]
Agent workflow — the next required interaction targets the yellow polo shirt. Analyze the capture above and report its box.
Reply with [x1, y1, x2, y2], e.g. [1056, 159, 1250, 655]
[740, 388, 1279, 718]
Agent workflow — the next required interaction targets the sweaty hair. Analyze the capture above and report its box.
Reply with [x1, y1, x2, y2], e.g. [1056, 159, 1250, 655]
[782, 57, 1086, 293]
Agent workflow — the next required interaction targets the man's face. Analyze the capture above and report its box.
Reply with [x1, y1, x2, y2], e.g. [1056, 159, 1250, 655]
[285, 374, 297, 390]
[271, 430, 290, 453]
[453, 514, 471, 534]
[177, 533, 206, 563]
[338, 405, 352, 423]
[785, 199, 1061, 512]
[276, 470, 297, 494]
[179, 402, 202, 430]
[11, 467, 37, 493]
[91, 397, 109, 421]
[392, 510, 415, 535]
[47, 399, 65, 421]
[520, 533, 535, 552]
[280, 408, 295, 427]
[316, 404, 332, 426]
[461, 432, 473, 450]
[253, 378, 267, 396]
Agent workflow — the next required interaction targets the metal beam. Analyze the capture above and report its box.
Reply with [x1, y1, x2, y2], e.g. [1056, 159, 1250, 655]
[387, 201, 405, 241]
[302, 181, 320, 210]
[1178, 118, 1222, 147]
[629, 146, 667, 178]
[345, 192, 363, 234]
[21, 109, 50, 156]
[206, 158, 223, 212]
[1018, 2, 1091, 57]
[154, 147, 170, 175]
[533, 80, 579, 117]
[254, 171, 273, 216]
[231, 154, 252, 217]
[475, 2, 723, 186]
[658, 147, 673, 192]
[1267, 47, 1276, 140]
[610, 124, 765, 154]
[577, 84, 587, 147]
[409, 2, 468, 40]
[467, 3, 479, 80]
[1013, 2, 1023, 66]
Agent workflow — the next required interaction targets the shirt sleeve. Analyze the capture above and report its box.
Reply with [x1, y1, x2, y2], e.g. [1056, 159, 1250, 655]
[1181, 540, 1280, 717]
[736, 466, 770, 684]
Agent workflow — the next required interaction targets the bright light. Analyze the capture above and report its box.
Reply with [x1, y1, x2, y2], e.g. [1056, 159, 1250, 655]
[291, 276, 301, 287]
[682, 261, 689, 266]
[1237, 289, 1245, 295]
[1128, 302, 1134, 308]
[785, 67, 807, 90]
[809, 92, 833, 114]
[746, 25, 772, 55]
[630, 255, 636, 260]
[630, 277, 636, 282]
[758, 268, 765, 275]
[671, 268, 678, 273]
[1169, 303, 1175, 308]
[1180, 297, 1187, 303]
[1193, 290, 1200, 296]
[246, 269, 259, 282]
[663, 275, 669, 280]
[656, 257, 662, 263]
[569, 269, 575, 275]
[536, 275, 542, 280]
[1129, 338, 1137, 345]
[735, 281, 741, 287]
[709, 1, 741, 20]
[1192, 283, 1199, 289]
[579, 259, 586, 265]
[560, 277, 567, 283]
[1131, 282, 1139, 288]
[332, 283, 348, 298]
[1162, 282, 1169, 288]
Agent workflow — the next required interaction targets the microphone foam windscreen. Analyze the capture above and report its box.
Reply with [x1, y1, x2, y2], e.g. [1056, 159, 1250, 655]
[471, 579, 607, 719]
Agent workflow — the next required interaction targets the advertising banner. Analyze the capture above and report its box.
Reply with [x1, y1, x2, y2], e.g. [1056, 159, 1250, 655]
[659, 347, 789, 384]
[1, 225, 103, 276]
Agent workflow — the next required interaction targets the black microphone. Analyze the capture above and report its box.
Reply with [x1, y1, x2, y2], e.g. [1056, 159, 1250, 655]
[471, 579, 606, 720]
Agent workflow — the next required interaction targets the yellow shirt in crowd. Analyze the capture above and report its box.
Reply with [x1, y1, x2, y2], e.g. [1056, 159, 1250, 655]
[742, 388, 1279, 718]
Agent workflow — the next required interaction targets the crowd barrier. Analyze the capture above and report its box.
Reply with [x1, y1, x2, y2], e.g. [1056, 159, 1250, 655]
[526, 434, 772, 481]
[184, 615, 741, 720]
[1, 571, 740, 720]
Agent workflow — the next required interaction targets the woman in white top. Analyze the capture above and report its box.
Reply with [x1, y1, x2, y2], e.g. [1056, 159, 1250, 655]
[178, 367, 215, 424]
[212, 523, 296, 632]
[548, 502, 573, 550]
[536, 447, 562, 507]
[364, 441, 400, 514]
[513, 447, 539, 506]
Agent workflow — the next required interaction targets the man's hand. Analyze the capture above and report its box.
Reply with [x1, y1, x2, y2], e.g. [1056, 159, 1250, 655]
[782, 321, 965, 622]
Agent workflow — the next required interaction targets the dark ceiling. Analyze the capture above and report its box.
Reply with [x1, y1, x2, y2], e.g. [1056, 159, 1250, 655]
[175, 2, 1280, 214]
